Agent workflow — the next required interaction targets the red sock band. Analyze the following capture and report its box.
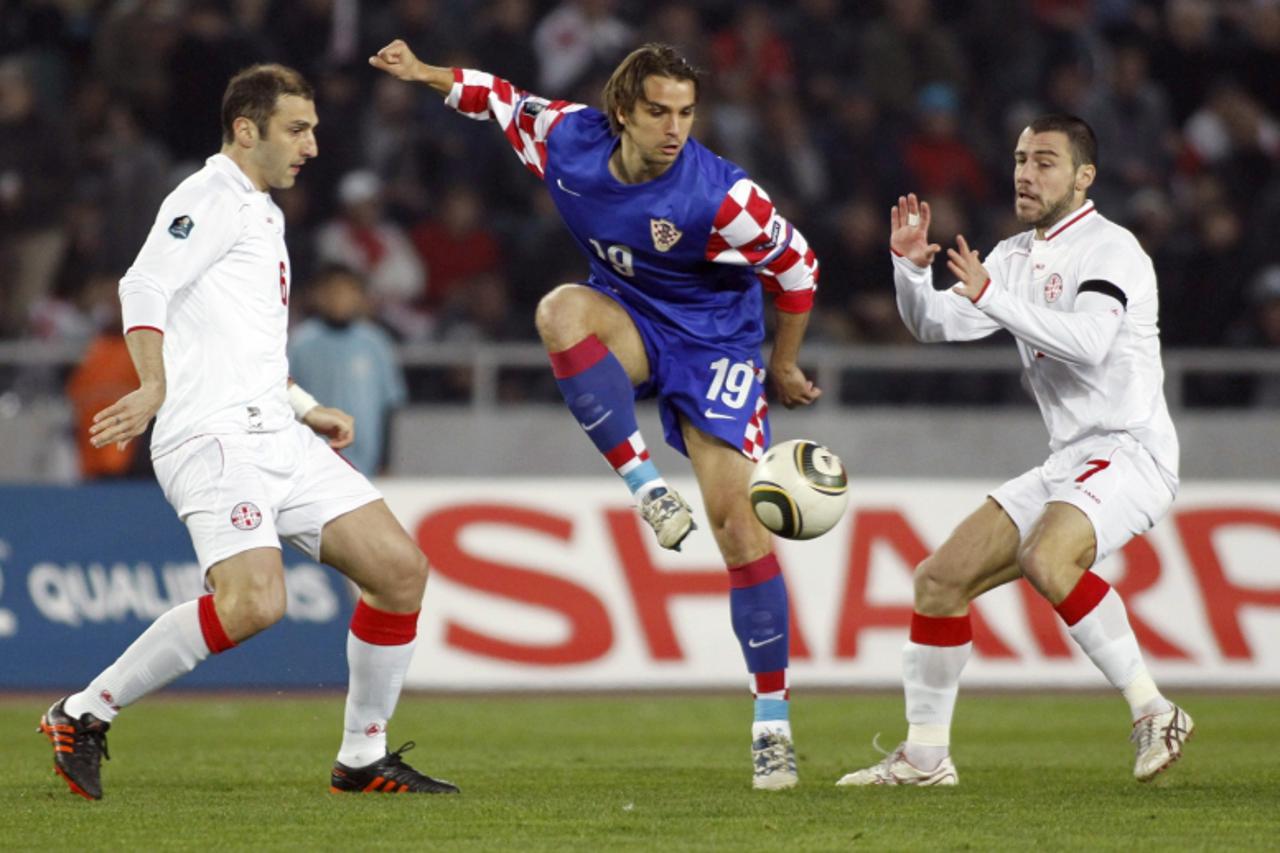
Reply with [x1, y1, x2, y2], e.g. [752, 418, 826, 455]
[727, 553, 782, 589]
[909, 612, 972, 646]
[548, 335, 609, 379]
[350, 599, 419, 646]
[1055, 571, 1111, 627]
[753, 670, 787, 696]
[198, 594, 236, 654]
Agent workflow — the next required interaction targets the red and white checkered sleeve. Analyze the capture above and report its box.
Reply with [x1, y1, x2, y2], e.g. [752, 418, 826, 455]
[445, 68, 585, 179]
[705, 178, 818, 313]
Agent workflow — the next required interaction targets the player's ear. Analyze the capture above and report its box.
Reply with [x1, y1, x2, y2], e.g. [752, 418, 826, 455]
[233, 115, 259, 148]
[1076, 163, 1096, 193]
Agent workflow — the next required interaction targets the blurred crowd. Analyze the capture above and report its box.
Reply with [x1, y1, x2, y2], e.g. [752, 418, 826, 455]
[2, 1, 1279, 376]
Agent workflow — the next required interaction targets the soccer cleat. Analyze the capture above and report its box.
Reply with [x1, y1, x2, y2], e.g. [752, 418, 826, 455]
[836, 738, 958, 787]
[639, 487, 696, 550]
[752, 732, 798, 790]
[1131, 704, 1194, 782]
[38, 698, 111, 800]
[329, 741, 460, 794]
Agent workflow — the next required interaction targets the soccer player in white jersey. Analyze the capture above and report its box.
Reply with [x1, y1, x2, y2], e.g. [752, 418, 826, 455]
[38, 64, 457, 800]
[838, 115, 1193, 787]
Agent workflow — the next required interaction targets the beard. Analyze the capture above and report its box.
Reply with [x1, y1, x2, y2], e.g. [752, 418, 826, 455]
[1022, 189, 1077, 231]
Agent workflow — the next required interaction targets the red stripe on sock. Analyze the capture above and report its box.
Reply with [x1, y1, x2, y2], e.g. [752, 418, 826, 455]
[604, 436, 639, 469]
[753, 670, 786, 695]
[728, 553, 781, 589]
[548, 335, 609, 379]
[909, 612, 972, 646]
[1055, 571, 1111, 627]
[198, 594, 236, 654]
[350, 599, 419, 646]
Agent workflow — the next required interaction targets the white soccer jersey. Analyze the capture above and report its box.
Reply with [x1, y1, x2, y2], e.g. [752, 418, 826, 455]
[119, 154, 294, 458]
[892, 200, 1179, 487]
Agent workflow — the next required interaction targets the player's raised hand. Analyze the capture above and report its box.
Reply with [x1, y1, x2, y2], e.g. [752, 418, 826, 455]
[771, 363, 822, 409]
[369, 40, 424, 81]
[889, 193, 942, 268]
[90, 384, 164, 451]
[303, 405, 356, 449]
[946, 234, 992, 302]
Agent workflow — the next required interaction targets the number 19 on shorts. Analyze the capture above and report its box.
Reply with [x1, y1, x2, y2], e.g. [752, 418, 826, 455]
[706, 357, 755, 410]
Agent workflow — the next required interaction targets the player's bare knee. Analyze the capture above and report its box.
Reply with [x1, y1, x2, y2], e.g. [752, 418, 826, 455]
[913, 557, 968, 613]
[220, 585, 287, 639]
[371, 542, 429, 610]
[1016, 542, 1053, 599]
[535, 285, 588, 348]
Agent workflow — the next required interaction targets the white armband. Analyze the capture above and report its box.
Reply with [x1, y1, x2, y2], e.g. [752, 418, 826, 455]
[288, 382, 320, 420]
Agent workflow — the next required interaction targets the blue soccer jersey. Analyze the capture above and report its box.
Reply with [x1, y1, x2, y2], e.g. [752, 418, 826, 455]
[444, 68, 820, 458]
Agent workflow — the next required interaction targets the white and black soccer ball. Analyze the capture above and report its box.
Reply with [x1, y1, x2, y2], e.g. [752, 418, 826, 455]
[749, 439, 849, 540]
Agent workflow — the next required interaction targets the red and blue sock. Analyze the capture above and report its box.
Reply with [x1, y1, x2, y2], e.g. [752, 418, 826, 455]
[550, 335, 665, 498]
[729, 554, 790, 733]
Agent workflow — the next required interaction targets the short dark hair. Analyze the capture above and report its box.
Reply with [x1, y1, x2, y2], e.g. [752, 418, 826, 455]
[601, 43, 700, 135]
[1026, 114, 1098, 171]
[221, 63, 314, 144]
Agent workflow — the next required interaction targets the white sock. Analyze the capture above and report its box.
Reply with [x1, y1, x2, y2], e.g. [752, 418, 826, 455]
[64, 600, 211, 723]
[752, 720, 793, 741]
[902, 640, 971, 769]
[337, 633, 416, 768]
[1065, 588, 1171, 721]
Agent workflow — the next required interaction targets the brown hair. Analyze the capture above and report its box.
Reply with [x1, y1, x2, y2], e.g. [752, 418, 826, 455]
[601, 43, 700, 135]
[221, 63, 314, 143]
[1026, 114, 1098, 171]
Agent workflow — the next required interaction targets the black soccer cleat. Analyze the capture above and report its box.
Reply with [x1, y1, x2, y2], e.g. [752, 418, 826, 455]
[329, 741, 460, 794]
[38, 698, 111, 800]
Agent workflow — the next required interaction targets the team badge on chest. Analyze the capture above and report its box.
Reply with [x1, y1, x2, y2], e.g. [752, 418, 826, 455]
[650, 218, 682, 252]
[1044, 273, 1064, 303]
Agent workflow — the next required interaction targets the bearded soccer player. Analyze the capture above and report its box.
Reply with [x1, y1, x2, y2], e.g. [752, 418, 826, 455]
[38, 64, 457, 799]
[839, 115, 1191, 787]
[371, 39, 820, 789]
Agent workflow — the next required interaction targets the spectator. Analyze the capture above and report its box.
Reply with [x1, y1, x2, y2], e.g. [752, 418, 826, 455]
[860, 0, 968, 115]
[0, 58, 72, 338]
[532, 0, 634, 94]
[316, 169, 429, 339]
[64, 272, 148, 479]
[287, 265, 408, 475]
[901, 83, 990, 206]
[410, 185, 503, 311]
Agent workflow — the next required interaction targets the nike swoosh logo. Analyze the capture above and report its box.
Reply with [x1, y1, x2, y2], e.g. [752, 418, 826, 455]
[556, 178, 582, 197]
[582, 411, 612, 432]
[703, 408, 736, 421]
[748, 634, 783, 648]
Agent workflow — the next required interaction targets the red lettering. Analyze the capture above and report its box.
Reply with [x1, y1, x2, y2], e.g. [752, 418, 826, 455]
[415, 504, 612, 665]
[834, 510, 1016, 658]
[1176, 508, 1280, 659]
[606, 509, 812, 661]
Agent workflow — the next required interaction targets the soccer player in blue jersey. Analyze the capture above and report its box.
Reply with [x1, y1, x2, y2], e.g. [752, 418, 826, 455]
[372, 39, 822, 789]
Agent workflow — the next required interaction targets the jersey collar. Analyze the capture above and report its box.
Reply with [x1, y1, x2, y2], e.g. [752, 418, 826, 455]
[207, 153, 261, 195]
[1043, 199, 1096, 241]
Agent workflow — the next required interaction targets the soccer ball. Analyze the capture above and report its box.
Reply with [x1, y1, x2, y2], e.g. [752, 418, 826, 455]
[749, 439, 849, 540]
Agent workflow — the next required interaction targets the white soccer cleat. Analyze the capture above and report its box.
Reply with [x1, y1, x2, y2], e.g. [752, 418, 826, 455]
[1131, 704, 1194, 782]
[836, 739, 958, 787]
[752, 732, 798, 790]
[639, 488, 695, 551]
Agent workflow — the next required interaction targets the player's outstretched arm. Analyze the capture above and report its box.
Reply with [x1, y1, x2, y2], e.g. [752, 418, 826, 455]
[369, 39, 454, 95]
[89, 328, 165, 451]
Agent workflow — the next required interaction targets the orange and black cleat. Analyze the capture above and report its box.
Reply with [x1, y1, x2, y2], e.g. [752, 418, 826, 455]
[329, 741, 459, 794]
[38, 698, 111, 800]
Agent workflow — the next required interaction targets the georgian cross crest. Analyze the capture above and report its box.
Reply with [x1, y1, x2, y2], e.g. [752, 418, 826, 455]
[650, 218, 682, 252]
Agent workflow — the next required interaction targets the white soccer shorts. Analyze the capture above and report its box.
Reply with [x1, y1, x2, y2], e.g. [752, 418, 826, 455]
[153, 421, 382, 581]
[989, 432, 1176, 565]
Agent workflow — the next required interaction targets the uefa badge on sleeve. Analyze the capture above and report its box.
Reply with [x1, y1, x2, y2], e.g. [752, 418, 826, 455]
[168, 215, 194, 239]
[650, 218, 682, 252]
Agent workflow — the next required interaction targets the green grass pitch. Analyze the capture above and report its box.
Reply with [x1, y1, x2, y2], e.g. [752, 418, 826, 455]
[3, 692, 1277, 850]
